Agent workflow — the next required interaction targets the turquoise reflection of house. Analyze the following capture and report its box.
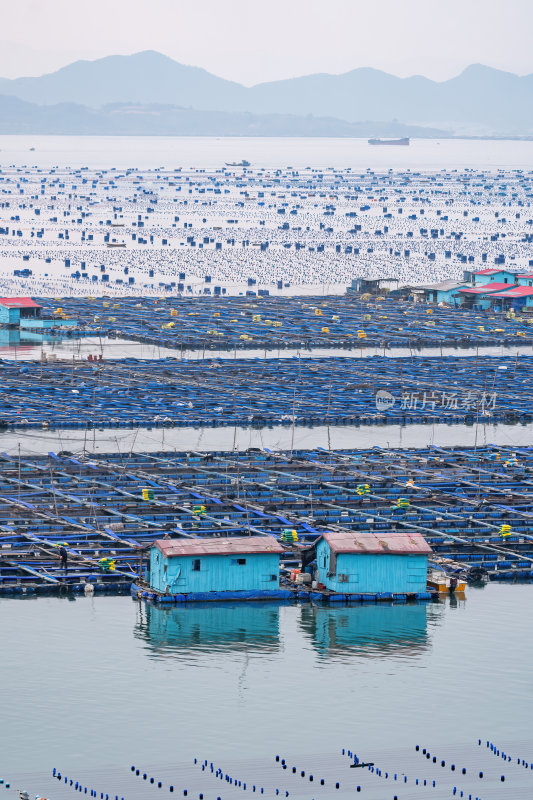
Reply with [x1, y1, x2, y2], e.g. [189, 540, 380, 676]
[299, 603, 428, 657]
[137, 602, 281, 654]
[149, 535, 287, 599]
[0, 329, 57, 349]
[304, 530, 431, 594]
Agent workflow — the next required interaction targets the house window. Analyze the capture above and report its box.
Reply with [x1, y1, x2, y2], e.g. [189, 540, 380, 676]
[231, 557, 247, 565]
[164, 564, 167, 574]
[323, 555, 327, 567]
[192, 559, 201, 571]
[504, 278, 508, 283]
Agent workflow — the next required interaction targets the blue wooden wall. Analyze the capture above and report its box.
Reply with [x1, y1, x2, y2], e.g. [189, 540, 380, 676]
[0, 306, 20, 325]
[150, 548, 280, 594]
[316, 539, 427, 593]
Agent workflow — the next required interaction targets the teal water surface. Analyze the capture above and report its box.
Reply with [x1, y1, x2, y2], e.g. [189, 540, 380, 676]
[0, 584, 531, 776]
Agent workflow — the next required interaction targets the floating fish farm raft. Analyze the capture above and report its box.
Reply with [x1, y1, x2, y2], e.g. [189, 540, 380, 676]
[1, 444, 533, 597]
[35, 295, 533, 351]
[0, 353, 531, 431]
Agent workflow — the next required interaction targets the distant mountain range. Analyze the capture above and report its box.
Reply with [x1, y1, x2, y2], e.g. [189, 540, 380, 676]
[0, 51, 532, 136]
[0, 95, 449, 137]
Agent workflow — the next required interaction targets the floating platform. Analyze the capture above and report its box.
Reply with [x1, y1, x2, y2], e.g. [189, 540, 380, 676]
[131, 581, 436, 605]
[36, 294, 533, 354]
[0, 351, 531, 431]
[1, 444, 533, 596]
[131, 582, 293, 603]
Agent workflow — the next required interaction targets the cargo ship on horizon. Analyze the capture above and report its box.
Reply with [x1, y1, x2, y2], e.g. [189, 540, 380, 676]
[368, 137, 410, 146]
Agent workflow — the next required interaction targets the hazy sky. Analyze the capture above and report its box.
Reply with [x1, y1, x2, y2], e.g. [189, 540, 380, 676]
[2, 0, 532, 83]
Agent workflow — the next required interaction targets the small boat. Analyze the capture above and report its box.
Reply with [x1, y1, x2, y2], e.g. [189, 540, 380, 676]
[225, 160, 251, 167]
[368, 138, 410, 146]
[427, 570, 466, 594]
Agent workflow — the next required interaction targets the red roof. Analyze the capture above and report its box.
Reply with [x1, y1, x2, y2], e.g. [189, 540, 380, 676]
[516, 274, 533, 279]
[318, 530, 432, 555]
[473, 268, 514, 276]
[459, 283, 517, 295]
[154, 535, 284, 557]
[489, 287, 533, 298]
[0, 297, 41, 308]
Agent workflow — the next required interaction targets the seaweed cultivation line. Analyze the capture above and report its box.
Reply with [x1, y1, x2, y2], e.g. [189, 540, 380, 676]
[12, 738, 532, 799]
[0, 353, 532, 431]
[2, 444, 533, 595]
[4, 162, 533, 305]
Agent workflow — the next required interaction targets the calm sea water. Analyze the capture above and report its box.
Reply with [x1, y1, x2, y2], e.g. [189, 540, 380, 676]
[0, 584, 531, 778]
[1, 135, 533, 170]
[1, 419, 532, 456]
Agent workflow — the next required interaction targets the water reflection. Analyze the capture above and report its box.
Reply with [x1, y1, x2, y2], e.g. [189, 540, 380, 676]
[134, 601, 282, 656]
[135, 601, 438, 663]
[2, 419, 532, 455]
[0, 332, 179, 361]
[299, 603, 432, 659]
[0, 328, 531, 363]
[0, 327, 57, 353]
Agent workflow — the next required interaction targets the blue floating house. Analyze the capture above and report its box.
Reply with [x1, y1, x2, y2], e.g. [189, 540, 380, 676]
[0, 297, 77, 329]
[456, 282, 518, 310]
[147, 535, 290, 602]
[489, 285, 533, 311]
[0, 297, 42, 326]
[304, 531, 431, 595]
[471, 268, 518, 286]
[419, 280, 470, 305]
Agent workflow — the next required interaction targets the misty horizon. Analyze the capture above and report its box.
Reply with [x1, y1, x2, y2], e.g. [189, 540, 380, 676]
[1, 0, 532, 85]
[2, 48, 533, 86]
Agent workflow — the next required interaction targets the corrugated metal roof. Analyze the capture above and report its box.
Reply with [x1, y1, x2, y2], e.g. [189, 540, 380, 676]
[421, 280, 468, 291]
[0, 297, 41, 308]
[516, 273, 533, 279]
[459, 283, 517, 295]
[490, 286, 533, 298]
[154, 535, 284, 557]
[320, 530, 432, 555]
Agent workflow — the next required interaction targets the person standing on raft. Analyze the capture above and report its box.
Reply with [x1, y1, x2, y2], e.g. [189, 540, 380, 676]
[58, 545, 68, 571]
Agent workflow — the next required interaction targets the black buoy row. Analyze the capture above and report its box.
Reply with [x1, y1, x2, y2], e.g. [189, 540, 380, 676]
[128, 740, 526, 800]
[52, 768, 124, 800]
[276, 755, 329, 789]
[130, 765, 175, 793]
[416, 745, 473, 778]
